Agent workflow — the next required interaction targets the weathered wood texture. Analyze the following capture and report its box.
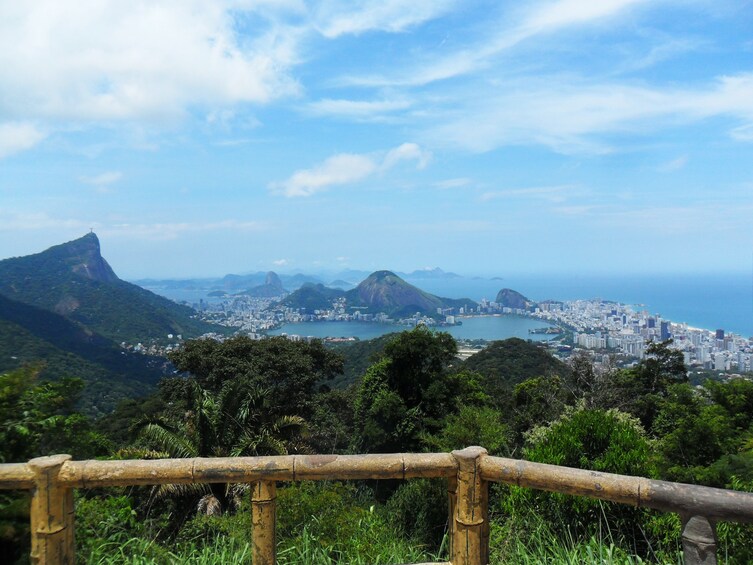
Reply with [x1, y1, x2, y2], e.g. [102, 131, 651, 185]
[479, 456, 753, 523]
[2, 449, 753, 565]
[451, 447, 488, 565]
[28, 455, 75, 565]
[251, 481, 276, 565]
[5, 453, 456, 489]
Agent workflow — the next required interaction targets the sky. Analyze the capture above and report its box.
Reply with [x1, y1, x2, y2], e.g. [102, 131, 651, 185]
[1, 0, 752, 279]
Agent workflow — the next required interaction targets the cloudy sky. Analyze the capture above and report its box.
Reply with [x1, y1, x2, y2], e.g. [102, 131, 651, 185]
[1, 0, 752, 278]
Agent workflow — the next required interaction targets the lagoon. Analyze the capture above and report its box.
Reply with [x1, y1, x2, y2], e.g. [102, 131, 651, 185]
[267, 315, 556, 342]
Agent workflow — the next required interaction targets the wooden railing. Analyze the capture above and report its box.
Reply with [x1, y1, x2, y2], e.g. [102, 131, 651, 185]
[2, 446, 753, 564]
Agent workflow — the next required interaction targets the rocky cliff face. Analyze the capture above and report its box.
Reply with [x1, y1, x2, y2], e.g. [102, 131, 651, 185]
[495, 288, 532, 309]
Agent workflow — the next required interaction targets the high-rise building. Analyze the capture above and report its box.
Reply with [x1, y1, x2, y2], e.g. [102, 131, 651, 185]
[660, 321, 671, 341]
[716, 329, 725, 340]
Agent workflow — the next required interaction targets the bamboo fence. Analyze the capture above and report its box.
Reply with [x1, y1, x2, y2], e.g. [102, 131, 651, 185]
[2, 446, 752, 564]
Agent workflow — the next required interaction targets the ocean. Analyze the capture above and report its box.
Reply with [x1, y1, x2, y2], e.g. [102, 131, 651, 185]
[411, 273, 753, 338]
[141, 272, 753, 338]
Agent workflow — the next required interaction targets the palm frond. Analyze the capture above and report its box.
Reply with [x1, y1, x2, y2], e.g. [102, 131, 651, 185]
[139, 423, 198, 459]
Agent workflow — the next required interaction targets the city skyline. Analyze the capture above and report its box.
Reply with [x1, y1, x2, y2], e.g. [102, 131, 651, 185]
[1, 1, 752, 278]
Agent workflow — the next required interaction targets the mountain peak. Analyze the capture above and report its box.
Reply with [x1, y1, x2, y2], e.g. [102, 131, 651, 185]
[365, 270, 399, 282]
[264, 271, 283, 289]
[54, 232, 119, 283]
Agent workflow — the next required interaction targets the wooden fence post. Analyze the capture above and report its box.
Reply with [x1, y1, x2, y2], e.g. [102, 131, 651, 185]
[682, 515, 717, 565]
[447, 475, 457, 558]
[451, 447, 488, 565]
[28, 455, 74, 565]
[251, 480, 276, 565]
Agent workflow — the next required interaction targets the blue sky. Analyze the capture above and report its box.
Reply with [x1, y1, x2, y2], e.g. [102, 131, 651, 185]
[1, 0, 752, 279]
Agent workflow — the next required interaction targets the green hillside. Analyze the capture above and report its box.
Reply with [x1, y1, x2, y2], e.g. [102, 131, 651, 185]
[0, 233, 219, 343]
[326, 332, 400, 388]
[463, 338, 567, 387]
[281, 283, 346, 311]
[0, 294, 164, 415]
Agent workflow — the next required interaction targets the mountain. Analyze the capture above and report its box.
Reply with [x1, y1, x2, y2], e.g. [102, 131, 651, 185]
[328, 279, 356, 290]
[495, 288, 532, 309]
[402, 267, 462, 280]
[0, 233, 218, 343]
[463, 338, 567, 388]
[345, 271, 442, 316]
[0, 293, 164, 416]
[345, 271, 475, 318]
[283, 271, 476, 317]
[281, 283, 346, 312]
[239, 271, 286, 298]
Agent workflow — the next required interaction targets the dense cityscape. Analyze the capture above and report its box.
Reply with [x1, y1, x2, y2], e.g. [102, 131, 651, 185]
[131, 288, 752, 379]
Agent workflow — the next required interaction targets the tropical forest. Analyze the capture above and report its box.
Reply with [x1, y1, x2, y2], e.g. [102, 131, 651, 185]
[3, 328, 753, 564]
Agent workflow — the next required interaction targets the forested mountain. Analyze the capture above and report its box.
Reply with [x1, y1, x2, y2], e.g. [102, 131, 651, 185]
[0, 294, 164, 415]
[282, 270, 476, 317]
[0, 233, 218, 343]
[281, 282, 346, 311]
[462, 338, 567, 386]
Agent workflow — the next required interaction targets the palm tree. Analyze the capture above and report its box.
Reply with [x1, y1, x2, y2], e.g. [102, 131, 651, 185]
[137, 378, 307, 515]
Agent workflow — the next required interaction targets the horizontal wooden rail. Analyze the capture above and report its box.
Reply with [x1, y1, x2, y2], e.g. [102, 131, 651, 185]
[0, 452, 455, 490]
[2, 447, 752, 565]
[480, 456, 753, 523]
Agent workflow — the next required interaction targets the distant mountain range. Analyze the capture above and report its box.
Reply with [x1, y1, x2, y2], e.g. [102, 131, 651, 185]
[281, 270, 476, 317]
[134, 266, 467, 299]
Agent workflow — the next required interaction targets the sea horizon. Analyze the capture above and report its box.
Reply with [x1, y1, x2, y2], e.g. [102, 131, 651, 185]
[140, 271, 753, 339]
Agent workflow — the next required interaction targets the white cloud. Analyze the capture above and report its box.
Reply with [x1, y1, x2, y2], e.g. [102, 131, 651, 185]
[730, 123, 753, 142]
[80, 171, 123, 192]
[270, 142, 432, 197]
[271, 153, 376, 197]
[306, 97, 412, 120]
[427, 73, 753, 154]
[273, 258, 289, 266]
[0, 122, 46, 158]
[0, 1, 301, 123]
[523, 0, 649, 33]
[340, 0, 651, 87]
[382, 143, 431, 170]
[314, 0, 456, 38]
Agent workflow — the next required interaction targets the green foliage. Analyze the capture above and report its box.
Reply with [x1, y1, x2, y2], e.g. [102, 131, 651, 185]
[326, 332, 398, 388]
[168, 335, 343, 420]
[489, 506, 680, 564]
[607, 340, 688, 429]
[0, 294, 164, 416]
[0, 366, 109, 562]
[353, 327, 459, 452]
[502, 407, 663, 557]
[385, 479, 448, 547]
[76, 496, 146, 560]
[510, 375, 571, 447]
[424, 405, 510, 455]
[0, 366, 109, 463]
[462, 337, 568, 392]
[381, 325, 457, 407]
